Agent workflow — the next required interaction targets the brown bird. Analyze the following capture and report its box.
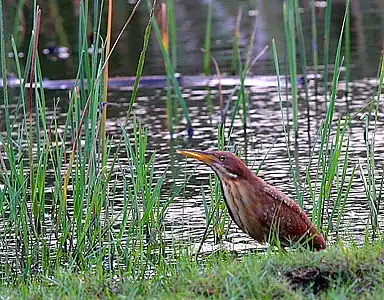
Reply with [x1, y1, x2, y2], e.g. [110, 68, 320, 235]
[177, 149, 326, 251]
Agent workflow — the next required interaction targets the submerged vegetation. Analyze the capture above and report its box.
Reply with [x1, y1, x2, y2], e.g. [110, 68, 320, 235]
[0, 0, 383, 298]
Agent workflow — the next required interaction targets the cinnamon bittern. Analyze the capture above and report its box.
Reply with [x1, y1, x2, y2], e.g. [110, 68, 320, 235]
[177, 150, 326, 251]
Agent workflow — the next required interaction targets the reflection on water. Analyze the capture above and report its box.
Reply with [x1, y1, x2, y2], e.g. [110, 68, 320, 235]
[2, 0, 384, 79]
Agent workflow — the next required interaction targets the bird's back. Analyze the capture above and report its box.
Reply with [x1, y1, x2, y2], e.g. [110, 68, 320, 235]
[220, 171, 326, 250]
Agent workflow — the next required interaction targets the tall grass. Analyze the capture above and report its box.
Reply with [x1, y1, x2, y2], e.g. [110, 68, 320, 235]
[293, 0, 311, 143]
[203, 0, 213, 75]
[283, 1, 298, 140]
[344, 1, 351, 96]
[100, 0, 113, 168]
[160, 1, 174, 136]
[272, 0, 383, 241]
[272, 39, 304, 208]
[162, 0, 179, 136]
[323, 0, 333, 107]
[11, 0, 26, 48]
[359, 48, 384, 241]
[147, 0, 192, 137]
[226, 10, 265, 139]
[167, 0, 177, 70]
[0, 0, 183, 282]
[309, 0, 319, 82]
[310, 0, 350, 231]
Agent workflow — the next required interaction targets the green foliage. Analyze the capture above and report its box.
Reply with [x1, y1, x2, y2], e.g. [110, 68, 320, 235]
[271, 1, 375, 241]
[0, 0, 178, 281]
[147, 0, 192, 135]
[203, 0, 213, 75]
[283, 0, 298, 139]
[1, 240, 384, 299]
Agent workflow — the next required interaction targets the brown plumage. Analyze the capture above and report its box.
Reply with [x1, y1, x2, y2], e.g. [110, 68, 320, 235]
[177, 149, 326, 251]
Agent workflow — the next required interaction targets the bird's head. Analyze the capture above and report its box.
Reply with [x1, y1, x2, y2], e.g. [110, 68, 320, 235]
[177, 149, 249, 180]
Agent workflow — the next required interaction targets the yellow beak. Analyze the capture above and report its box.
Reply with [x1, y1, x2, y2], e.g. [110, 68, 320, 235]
[177, 149, 215, 166]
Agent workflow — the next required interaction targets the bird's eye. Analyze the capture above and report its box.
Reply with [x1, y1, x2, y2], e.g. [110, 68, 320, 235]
[218, 155, 226, 162]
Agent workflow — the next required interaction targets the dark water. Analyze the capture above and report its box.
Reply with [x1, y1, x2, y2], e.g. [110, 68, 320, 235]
[1, 0, 384, 255]
[2, 0, 384, 79]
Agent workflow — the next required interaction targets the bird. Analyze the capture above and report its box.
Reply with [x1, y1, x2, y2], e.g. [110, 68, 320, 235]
[177, 149, 326, 251]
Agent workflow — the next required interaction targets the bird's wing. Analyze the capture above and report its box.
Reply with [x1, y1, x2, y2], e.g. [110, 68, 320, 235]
[261, 184, 318, 239]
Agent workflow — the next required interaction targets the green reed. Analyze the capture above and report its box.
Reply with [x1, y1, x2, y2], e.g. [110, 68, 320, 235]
[100, 0, 113, 169]
[128, 1, 154, 116]
[312, 0, 349, 230]
[161, 1, 175, 136]
[203, 0, 213, 75]
[0, 0, 183, 281]
[118, 122, 177, 277]
[294, 0, 311, 142]
[323, 0, 332, 107]
[0, 1, 11, 146]
[239, 11, 260, 138]
[283, 0, 298, 140]
[227, 21, 256, 139]
[272, 39, 303, 208]
[11, 0, 26, 48]
[147, 0, 192, 136]
[272, 1, 303, 206]
[196, 126, 233, 257]
[359, 49, 384, 241]
[199, 173, 227, 253]
[360, 118, 380, 241]
[167, 0, 177, 70]
[345, 2, 351, 96]
[309, 0, 319, 79]
[272, 1, 361, 238]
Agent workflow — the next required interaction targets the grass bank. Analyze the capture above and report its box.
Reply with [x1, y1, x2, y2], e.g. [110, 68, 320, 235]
[1, 240, 383, 299]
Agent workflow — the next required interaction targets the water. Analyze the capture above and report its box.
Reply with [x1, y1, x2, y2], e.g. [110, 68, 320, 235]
[2, 0, 384, 79]
[120, 77, 383, 253]
[8, 74, 379, 255]
[1, 0, 384, 261]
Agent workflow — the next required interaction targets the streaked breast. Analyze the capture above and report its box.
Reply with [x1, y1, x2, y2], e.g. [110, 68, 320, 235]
[220, 178, 251, 235]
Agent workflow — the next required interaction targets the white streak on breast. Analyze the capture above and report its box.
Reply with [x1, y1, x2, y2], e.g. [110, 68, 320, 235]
[220, 179, 249, 235]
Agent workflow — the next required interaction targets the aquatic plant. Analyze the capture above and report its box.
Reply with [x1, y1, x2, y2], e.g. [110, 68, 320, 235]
[203, 0, 213, 76]
[0, 0, 182, 281]
[147, 0, 193, 138]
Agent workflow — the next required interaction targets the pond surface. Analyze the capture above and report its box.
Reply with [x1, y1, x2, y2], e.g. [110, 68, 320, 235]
[107, 77, 384, 253]
[3, 75, 383, 255]
[1, 0, 384, 257]
[2, 0, 384, 79]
